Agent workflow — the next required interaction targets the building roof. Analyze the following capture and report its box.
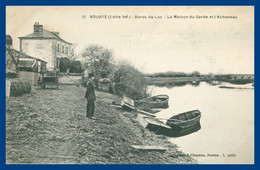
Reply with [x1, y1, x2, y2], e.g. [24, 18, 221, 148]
[11, 49, 47, 63]
[18, 59, 36, 68]
[19, 29, 72, 45]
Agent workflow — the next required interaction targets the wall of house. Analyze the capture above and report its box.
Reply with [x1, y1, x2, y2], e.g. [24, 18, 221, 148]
[53, 40, 72, 71]
[20, 39, 54, 70]
[54, 40, 72, 59]
[20, 39, 72, 71]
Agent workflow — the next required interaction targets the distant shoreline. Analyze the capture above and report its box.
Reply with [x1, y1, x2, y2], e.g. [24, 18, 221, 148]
[145, 76, 254, 86]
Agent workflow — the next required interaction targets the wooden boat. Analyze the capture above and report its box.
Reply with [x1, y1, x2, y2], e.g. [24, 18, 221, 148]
[167, 123, 201, 137]
[121, 96, 135, 111]
[135, 95, 169, 108]
[166, 110, 201, 129]
[136, 114, 171, 135]
[137, 113, 201, 137]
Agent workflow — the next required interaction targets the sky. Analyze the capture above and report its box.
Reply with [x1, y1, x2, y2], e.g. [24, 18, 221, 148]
[6, 6, 254, 74]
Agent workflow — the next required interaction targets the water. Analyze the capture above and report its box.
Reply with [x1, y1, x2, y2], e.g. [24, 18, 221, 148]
[149, 82, 254, 164]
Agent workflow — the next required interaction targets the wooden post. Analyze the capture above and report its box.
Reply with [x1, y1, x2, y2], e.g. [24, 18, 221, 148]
[6, 80, 11, 97]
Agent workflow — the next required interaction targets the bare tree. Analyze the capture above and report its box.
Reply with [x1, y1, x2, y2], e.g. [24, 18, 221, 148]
[81, 44, 114, 78]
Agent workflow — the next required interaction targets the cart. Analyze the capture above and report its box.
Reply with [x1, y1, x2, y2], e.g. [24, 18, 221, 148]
[39, 71, 59, 89]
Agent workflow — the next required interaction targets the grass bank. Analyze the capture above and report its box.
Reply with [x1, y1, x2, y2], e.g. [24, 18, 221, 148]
[6, 85, 196, 164]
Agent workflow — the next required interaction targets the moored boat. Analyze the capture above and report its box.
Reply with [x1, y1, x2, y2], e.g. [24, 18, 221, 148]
[166, 110, 201, 129]
[135, 94, 169, 108]
[121, 96, 135, 111]
[168, 123, 201, 137]
[136, 114, 172, 135]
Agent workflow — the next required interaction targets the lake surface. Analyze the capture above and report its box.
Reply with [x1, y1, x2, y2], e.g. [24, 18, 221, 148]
[149, 82, 254, 164]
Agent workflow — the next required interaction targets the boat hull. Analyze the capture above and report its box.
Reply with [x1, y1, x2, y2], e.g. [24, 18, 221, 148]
[136, 114, 171, 135]
[166, 110, 201, 129]
[135, 95, 169, 109]
[167, 122, 201, 137]
[137, 113, 201, 137]
[121, 96, 135, 111]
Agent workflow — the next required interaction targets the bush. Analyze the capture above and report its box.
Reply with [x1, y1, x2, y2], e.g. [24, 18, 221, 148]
[60, 57, 83, 73]
[6, 69, 18, 78]
[112, 60, 149, 100]
[8, 79, 31, 97]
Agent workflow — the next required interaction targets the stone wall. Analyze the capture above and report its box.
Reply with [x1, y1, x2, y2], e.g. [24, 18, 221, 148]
[19, 71, 40, 86]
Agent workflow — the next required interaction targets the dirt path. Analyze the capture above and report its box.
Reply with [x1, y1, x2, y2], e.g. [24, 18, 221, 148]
[6, 85, 196, 164]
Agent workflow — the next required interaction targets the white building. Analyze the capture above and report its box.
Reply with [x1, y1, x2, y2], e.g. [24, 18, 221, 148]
[19, 22, 73, 71]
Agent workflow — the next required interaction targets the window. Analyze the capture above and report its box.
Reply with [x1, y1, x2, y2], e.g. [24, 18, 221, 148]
[62, 45, 64, 53]
[66, 47, 68, 54]
[57, 44, 60, 52]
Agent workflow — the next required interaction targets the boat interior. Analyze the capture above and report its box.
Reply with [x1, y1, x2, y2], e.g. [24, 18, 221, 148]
[170, 110, 200, 122]
[152, 95, 168, 102]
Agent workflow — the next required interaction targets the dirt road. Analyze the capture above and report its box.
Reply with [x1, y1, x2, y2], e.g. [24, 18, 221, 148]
[6, 85, 196, 164]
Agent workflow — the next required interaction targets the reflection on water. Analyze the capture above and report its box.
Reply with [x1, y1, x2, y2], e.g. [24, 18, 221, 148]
[152, 81, 201, 88]
[151, 80, 254, 89]
[150, 82, 254, 164]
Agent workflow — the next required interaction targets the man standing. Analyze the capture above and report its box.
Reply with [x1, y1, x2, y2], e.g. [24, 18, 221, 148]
[84, 73, 96, 119]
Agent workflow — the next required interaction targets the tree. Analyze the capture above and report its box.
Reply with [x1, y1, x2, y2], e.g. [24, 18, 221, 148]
[191, 71, 200, 77]
[68, 44, 77, 60]
[81, 44, 114, 78]
[59, 57, 70, 72]
[69, 60, 83, 73]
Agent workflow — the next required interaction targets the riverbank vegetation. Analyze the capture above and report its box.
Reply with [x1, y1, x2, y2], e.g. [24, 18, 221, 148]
[81, 44, 149, 100]
[80, 44, 253, 96]
[146, 71, 201, 78]
[111, 60, 149, 100]
[146, 72, 254, 86]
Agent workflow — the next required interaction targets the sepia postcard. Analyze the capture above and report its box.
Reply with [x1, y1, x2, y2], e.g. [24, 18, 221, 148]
[5, 6, 254, 164]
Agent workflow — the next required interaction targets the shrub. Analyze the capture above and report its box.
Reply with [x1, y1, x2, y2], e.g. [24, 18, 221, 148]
[112, 60, 149, 100]
[6, 69, 18, 78]
[8, 79, 31, 97]
[60, 57, 83, 73]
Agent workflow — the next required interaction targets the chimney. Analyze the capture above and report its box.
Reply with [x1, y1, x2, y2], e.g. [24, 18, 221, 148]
[34, 22, 43, 37]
